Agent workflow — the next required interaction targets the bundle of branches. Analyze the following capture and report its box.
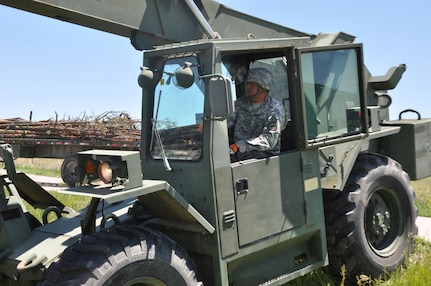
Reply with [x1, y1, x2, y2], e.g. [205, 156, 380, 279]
[0, 111, 141, 143]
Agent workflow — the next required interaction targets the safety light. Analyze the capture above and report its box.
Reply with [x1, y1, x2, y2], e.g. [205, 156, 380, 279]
[85, 160, 96, 174]
[77, 150, 143, 190]
[98, 161, 114, 184]
[83, 157, 128, 185]
[83, 159, 118, 184]
[85, 159, 98, 180]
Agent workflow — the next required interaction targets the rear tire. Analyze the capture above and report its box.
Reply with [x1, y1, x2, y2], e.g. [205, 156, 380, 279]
[323, 153, 417, 281]
[42, 225, 202, 286]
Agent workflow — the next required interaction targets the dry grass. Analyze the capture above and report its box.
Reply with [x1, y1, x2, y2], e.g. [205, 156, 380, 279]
[14, 158, 63, 170]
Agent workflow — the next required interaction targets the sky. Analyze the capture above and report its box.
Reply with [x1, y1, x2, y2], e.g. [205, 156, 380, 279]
[0, 0, 429, 122]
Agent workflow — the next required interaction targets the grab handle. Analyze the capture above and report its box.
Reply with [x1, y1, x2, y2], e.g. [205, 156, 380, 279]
[398, 109, 421, 120]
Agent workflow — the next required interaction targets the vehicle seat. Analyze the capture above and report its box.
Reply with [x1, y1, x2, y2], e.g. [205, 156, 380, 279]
[280, 123, 295, 152]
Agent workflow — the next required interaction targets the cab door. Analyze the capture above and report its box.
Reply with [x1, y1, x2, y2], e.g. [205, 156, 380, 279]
[232, 152, 305, 246]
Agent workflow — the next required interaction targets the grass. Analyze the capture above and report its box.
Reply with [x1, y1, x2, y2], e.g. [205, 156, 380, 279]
[26, 192, 91, 224]
[411, 176, 431, 217]
[13, 158, 63, 177]
[284, 237, 431, 285]
[378, 237, 431, 285]
[8, 159, 431, 285]
[12, 158, 90, 222]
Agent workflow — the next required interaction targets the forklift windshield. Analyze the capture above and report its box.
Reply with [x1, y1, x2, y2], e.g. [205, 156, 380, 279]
[150, 56, 204, 161]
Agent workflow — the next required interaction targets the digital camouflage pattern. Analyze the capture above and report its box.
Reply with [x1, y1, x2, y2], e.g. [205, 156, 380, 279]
[246, 67, 273, 91]
[228, 94, 286, 161]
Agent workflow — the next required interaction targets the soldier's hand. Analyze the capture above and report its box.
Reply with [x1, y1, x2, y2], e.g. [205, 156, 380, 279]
[229, 143, 239, 155]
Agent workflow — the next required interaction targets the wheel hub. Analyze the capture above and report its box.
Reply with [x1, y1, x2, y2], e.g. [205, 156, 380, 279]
[365, 188, 404, 256]
[369, 203, 391, 237]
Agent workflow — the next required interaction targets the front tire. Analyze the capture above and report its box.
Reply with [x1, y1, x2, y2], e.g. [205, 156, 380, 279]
[323, 153, 417, 281]
[42, 225, 202, 286]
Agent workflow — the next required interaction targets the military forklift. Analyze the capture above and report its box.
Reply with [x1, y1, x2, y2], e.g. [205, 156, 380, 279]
[0, 0, 425, 285]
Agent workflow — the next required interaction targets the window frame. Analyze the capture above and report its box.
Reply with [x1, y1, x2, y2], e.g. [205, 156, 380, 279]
[149, 56, 205, 162]
[294, 43, 368, 149]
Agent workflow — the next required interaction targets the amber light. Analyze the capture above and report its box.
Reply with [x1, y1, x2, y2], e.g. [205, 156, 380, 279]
[98, 161, 114, 184]
[85, 160, 97, 175]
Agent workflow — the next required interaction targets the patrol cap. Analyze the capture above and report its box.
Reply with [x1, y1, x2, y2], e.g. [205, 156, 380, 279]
[246, 68, 273, 91]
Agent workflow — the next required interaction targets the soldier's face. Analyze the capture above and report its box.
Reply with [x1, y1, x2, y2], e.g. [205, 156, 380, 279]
[246, 81, 259, 96]
[245, 81, 268, 103]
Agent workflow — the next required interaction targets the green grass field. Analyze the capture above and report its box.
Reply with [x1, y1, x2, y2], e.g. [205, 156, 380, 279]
[411, 177, 431, 217]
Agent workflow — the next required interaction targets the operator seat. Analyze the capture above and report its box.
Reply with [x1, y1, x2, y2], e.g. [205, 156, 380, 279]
[280, 122, 295, 152]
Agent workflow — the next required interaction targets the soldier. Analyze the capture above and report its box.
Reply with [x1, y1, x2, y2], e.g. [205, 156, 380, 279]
[228, 67, 286, 161]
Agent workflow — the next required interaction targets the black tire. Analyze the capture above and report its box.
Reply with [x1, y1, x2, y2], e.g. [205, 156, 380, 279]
[61, 154, 79, 187]
[42, 225, 202, 286]
[323, 153, 417, 281]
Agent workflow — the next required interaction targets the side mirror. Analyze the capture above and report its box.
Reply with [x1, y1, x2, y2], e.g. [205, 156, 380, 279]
[208, 76, 234, 118]
[137, 66, 155, 89]
[174, 62, 195, 89]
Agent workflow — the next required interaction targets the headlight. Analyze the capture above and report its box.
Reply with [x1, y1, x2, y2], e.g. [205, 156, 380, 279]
[98, 161, 114, 184]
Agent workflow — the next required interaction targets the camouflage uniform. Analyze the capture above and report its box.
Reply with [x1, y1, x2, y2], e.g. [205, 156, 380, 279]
[227, 91, 286, 161]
